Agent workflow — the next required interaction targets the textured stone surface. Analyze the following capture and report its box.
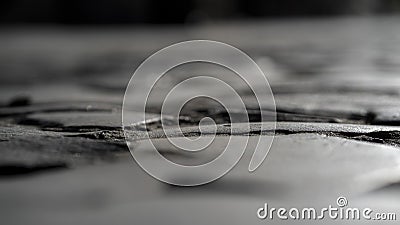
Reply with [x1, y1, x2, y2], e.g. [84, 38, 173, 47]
[1, 134, 400, 225]
[1, 17, 400, 224]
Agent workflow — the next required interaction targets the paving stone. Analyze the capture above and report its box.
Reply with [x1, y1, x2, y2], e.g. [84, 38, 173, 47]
[1, 134, 400, 225]
[1, 17, 400, 224]
[0, 123, 127, 175]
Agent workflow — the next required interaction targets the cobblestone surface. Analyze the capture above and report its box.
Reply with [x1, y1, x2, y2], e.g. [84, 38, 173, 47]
[1, 17, 400, 225]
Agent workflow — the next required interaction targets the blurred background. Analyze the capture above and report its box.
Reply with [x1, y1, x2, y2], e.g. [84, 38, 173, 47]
[1, 0, 400, 25]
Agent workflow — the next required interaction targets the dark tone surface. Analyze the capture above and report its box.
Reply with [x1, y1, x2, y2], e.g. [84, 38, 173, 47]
[1, 0, 400, 24]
